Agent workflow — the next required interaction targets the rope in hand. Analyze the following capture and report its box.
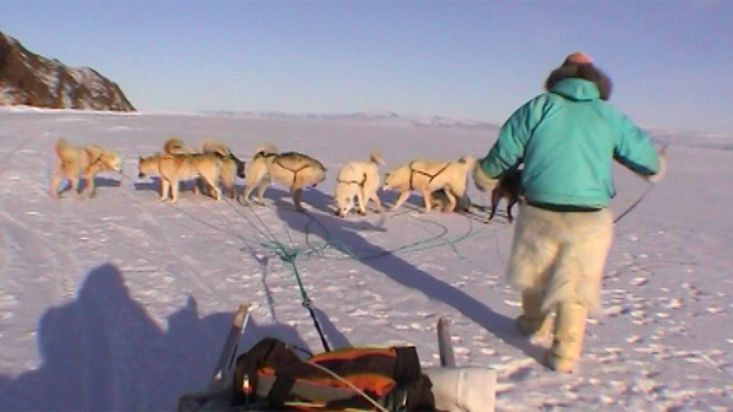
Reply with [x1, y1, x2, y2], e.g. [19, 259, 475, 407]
[614, 144, 668, 224]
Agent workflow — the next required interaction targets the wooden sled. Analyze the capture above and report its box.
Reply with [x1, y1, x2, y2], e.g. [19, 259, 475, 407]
[178, 307, 496, 412]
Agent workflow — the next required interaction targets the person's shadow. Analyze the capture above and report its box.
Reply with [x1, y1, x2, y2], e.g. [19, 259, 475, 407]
[0, 263, 310, 411]
[264, 186, 545, 362]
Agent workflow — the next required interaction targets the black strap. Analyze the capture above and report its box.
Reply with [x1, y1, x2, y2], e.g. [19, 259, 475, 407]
[267, 374, 296, 406]
[409, 162, 450, 190]
[393, 347, 421, 382]
[527, 200, 601, 213]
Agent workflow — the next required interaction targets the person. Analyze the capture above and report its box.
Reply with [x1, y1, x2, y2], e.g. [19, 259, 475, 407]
[476, 52, 666, 372]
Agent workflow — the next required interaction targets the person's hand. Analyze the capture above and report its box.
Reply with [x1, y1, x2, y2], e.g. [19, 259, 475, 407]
[473, 163, 499, 192]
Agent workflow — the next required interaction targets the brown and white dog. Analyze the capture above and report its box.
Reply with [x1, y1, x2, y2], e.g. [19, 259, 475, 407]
[49, 138, 122, 199]
[382, 156, 476, 213]
[241, 144, 327, 212]
[138, 152, 223, 203]
[333, 152, 383, 217]
[200, 139, 246, 199]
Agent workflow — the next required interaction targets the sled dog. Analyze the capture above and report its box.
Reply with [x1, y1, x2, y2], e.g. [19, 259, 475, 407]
[241, 144, 327, 212]
[201, 139, 246, 199]
[382, 156, 476, 213]
[333, 152, 384, 217]
[138, 152, 223, 203]
[49, 138, 122, 199]
[489, 169, 522, 223]
[474, 167, 522, 223]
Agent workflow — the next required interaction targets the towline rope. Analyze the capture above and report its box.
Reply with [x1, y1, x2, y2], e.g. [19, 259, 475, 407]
[613, 144, 668, 224]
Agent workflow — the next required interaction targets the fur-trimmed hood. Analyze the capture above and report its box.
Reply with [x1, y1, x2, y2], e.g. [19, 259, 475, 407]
[545, 63, 612, 101]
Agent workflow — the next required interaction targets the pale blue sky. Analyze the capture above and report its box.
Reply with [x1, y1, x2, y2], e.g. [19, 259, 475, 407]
[2, 1, 732, 135]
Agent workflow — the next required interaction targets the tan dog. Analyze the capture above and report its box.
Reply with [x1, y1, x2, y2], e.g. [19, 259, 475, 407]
[382, 156, 476, 213]
[241, 144, 326, 212]
[49, 138, 122, 199]
[138, 153, 223, 203]
[333, 152, 383, 217]
[162, 137, 205, 196]
[201, 139, 246, 199]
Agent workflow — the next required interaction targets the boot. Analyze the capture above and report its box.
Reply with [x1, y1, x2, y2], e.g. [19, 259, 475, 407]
[516, 289, 551, 339]
[545, 302, 588, 373]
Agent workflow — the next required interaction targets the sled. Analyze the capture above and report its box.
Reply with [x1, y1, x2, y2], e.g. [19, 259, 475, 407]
[178, 308, 496, 412]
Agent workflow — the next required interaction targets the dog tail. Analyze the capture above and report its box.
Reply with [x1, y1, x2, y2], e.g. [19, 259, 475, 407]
[164, 137, 194, 154]
[253, 143, 278, 159]
[369, 151, 385, 166]
[55, 138, 77, 164]
[201, 138, 232, 158]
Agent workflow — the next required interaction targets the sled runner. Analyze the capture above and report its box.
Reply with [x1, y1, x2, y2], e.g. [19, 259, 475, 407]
[178, 307, 496, 412]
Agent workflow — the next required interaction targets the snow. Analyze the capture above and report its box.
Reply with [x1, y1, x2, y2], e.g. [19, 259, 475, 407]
[0, 107, 732, 411]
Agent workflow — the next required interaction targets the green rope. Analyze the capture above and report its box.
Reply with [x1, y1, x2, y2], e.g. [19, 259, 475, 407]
[258, 239, 331, 352]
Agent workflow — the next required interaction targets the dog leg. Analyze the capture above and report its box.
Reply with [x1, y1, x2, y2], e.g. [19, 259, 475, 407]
[356, 188, 367, 216]
[291, 188, 305, 212]
[389, 191, 411, 212]
[171, 178, 183, 203]
[201, 172, 221, 201]
[489, 188, 502, 221]
[421, 189, 433, 213]
[254, 179, 269, 205]
[223, 177, 236, 199]
[240, 183, 254, 205]
[49, 171, 64, 198]
[443, 189, 456, 213]
[160, 179, 171, 202]
[85, 173, 97, 198]
[68, 173, 82, 200]
[370, 190, 383, 213]
[507, 196, 518, 223]
[193, 177, 202, 195]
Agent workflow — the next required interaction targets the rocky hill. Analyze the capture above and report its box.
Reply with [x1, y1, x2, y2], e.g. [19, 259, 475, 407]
[0, 31, 135, 111]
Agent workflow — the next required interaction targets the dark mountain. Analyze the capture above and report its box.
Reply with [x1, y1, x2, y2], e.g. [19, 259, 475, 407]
[0, 31, 135, 111]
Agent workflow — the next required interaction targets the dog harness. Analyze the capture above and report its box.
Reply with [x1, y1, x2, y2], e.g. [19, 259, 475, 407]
[336, 172, 367, 188]
[408, 162, 450, 191]
[274, 158, 314, 186]
[84, 148, 113, 174]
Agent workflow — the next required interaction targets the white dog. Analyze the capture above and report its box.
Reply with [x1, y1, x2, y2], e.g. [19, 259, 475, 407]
[333, 152, 384, 217]
[382, 156, 476, 213]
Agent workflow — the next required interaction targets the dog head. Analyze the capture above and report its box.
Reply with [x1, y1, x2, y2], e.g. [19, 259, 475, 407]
[333, 182, 357, 218]
[381, 164, 409, 191]
[231, 154, 246, 179]
[100, 151, 123, 173]
[138, 155, 157, 178]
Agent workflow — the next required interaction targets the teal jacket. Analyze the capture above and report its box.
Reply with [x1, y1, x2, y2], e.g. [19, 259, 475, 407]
[479, 78, 660, 209]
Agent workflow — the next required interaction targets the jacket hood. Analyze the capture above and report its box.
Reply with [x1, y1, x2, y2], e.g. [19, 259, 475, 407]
[545, 63, 612, 101]
[550, 78, 601, 101]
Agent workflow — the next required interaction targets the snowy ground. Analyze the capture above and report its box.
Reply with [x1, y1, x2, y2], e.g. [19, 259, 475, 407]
[0, 107, 732, 411]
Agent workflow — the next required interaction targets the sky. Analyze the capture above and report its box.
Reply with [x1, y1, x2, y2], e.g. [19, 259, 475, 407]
[2, 1, 733, 136]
